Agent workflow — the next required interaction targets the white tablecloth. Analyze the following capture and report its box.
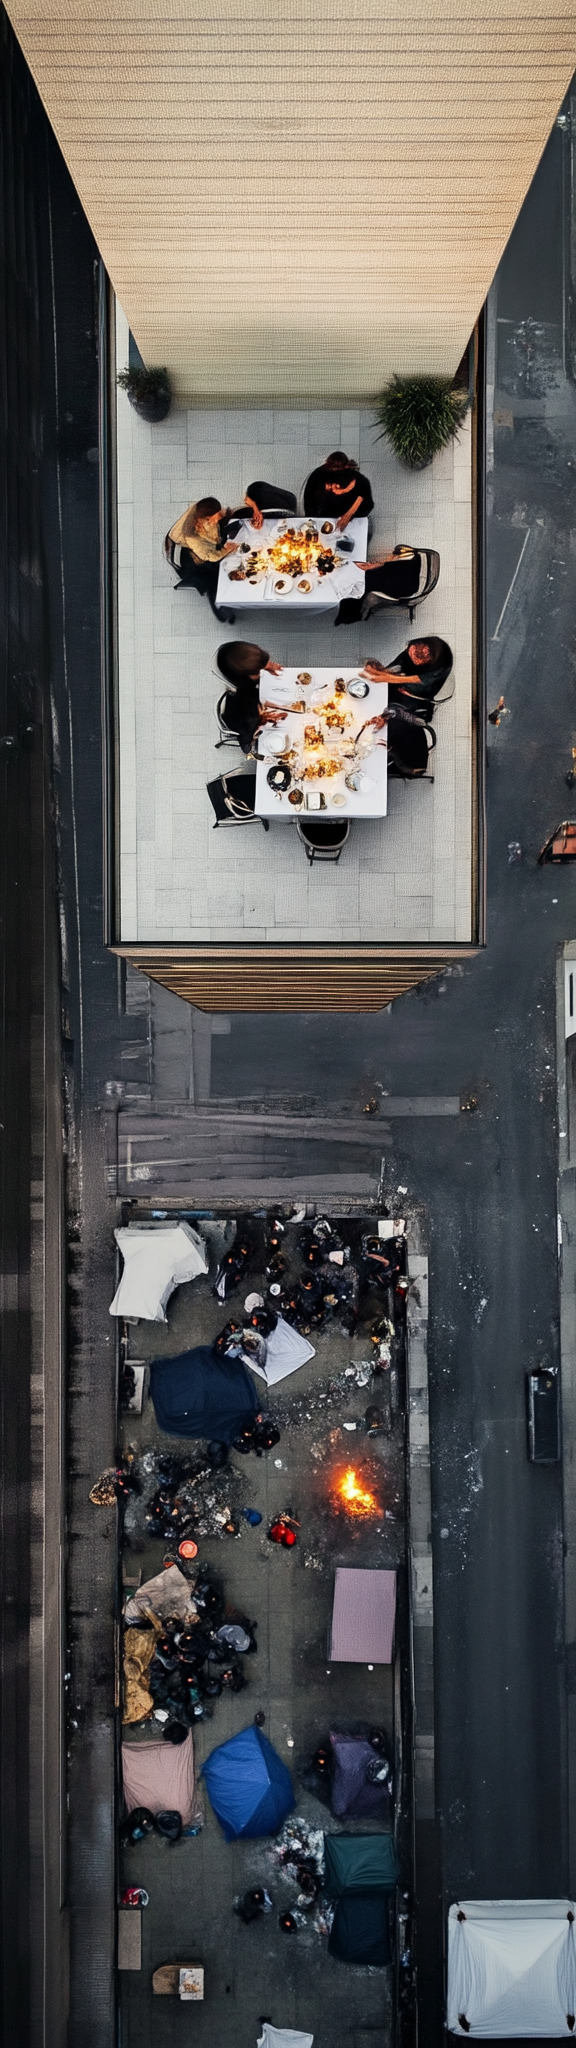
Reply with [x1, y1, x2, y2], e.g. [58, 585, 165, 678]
[254, 667, 388, 820]
[216, 515, 367, 615]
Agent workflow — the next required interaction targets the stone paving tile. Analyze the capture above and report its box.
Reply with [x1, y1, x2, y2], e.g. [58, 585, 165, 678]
[116, 304, 474, 944]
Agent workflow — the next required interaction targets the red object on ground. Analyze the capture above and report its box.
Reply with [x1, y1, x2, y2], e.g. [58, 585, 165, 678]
[269, 1519, 297, 1548]
[178, 1539, 198, 1559]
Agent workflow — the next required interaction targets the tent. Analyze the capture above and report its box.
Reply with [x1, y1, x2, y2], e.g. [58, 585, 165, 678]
[447, 1900, 576, 2038]
[257, 2031, 313, 2048]
[330, 1733, 391, 1820]
[150, 1345, 258, 1443]
[201, 1726, 295, 1841]
[329, 1894, 391, 1966]
[323, 1832, 398, 1898]
[122, 1730, 195, 1826]
[329, 1568, 396, 1663]
[109, 1222, 208, 1321]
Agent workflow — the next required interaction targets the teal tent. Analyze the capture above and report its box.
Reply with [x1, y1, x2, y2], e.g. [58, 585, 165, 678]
[323, 1832, 397, 1897]
[329, 1894, 391, 1965]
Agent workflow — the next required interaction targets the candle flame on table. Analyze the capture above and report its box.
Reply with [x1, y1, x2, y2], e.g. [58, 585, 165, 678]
[336, 1467, 381, 1516]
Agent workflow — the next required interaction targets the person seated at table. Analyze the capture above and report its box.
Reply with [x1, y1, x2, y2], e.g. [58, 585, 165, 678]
[164, 497, 237, 615]
[303, 451, 374, 529]
[240, 481, 298, 530]
[215, 641, 286, 755]
[361, 638, 453, 707]
[335, 543, 430, 625]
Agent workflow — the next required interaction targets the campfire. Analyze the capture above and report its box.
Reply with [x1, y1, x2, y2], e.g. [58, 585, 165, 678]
[333, 1466, 381, 1518]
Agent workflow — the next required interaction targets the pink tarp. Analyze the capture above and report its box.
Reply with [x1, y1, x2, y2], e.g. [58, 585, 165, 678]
[122, 1729, 195, 1825]
[329, 1568, 396, 1664]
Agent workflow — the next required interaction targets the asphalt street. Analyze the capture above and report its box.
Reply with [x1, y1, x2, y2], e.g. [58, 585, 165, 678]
[20, 66, 576, 2048]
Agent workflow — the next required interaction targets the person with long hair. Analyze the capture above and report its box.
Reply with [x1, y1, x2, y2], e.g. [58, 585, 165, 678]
[303, 450, 374, 529]
[361, 638, 453, 708]
[164, 496, 237, 613]
[215, 640, 288, 754]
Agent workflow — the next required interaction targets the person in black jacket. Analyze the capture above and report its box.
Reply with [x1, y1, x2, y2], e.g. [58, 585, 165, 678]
[361, 639, 453, 708]
[215, 641, 287, 755]
[303, 451, 374, 529]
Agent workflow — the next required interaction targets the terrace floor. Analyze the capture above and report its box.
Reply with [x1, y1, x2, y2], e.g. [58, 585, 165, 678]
[115, 305, 474, 947]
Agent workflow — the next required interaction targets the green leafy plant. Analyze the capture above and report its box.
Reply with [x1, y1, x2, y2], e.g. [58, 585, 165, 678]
[374, 374, 469, 468]
[117, 364, 171, 422]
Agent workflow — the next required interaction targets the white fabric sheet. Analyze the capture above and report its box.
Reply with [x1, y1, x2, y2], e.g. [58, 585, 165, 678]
[125, 1565, 197, 1626]
[257, 2029, 314, 2048]
[447, 1900, 576, 2037]
[248, 1314, 315, 1386]
[217, 514, 367, 615]
[109, 1221, 208, 1320]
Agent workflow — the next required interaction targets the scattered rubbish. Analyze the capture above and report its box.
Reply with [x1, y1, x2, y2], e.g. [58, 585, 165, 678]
[245, 1293, 264, 1312]
[507, 840, 522, 864]
[397, 1186, 408, 1195]
[254, 1710, 266, 1726]
[355, 1366, 370, 1387]
[121, 1886, 149, 1907]
[243, 1508, 263, 1527]
[342, 1422, 357, 1432]
[274, 1458, 283, 1467]
[461, 1093, 478, 1112]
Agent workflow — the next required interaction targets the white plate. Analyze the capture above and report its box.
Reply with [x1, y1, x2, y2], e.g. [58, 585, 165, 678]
[266, 730, 288, 755]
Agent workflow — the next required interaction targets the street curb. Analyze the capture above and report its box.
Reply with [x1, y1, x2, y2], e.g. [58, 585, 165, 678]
[557, 940, 576, 1890]
[407, 1251, 435, 1823]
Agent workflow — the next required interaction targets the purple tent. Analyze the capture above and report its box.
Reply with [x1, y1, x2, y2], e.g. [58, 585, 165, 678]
[330, 1734, 391, 1820]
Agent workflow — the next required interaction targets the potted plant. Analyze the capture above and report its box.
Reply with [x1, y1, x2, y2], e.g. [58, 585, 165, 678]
[374, 373, 469, 469]
[117, 364, 172, 423]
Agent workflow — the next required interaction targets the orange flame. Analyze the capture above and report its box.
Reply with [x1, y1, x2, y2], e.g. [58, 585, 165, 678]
[336, 1466, 380, 1517]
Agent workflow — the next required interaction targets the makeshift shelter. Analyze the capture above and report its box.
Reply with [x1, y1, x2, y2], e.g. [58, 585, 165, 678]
[329, 1894, 391, 1966]
[202, 1726, 294, 1841]
[447, 1900, 576, 2038]
[248, 1316, 315, 1388]
[109, 1222, 208, 1321]
[122, 1730, 195, 1827]
[329, 1568, 396, 1663]
[330, 1733, 390, 1820]
[150, 1345, 258, 1443]
[323, 1832, 398, 1898]
[125, 1564, 197, 1626]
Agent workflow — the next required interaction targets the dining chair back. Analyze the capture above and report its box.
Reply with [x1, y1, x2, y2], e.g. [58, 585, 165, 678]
[389, 671, 455, 718]
[206, 770, 269, 830]
[363, 548, 440, 625]
[296, 818, 350, 863]
[215, 693, 243, 750]
[387, 718, 436, 780]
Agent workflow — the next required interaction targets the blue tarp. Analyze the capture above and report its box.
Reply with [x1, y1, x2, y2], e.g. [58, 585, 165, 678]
[149, 1344, 258, 1443]
[201, 1726, 295, 1841]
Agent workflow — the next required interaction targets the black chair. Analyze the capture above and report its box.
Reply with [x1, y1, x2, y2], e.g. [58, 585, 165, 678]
[389, 672, 455, 719]
[206, 769, 269, 830]
[296, 818, 350, 863]
[363, 548, 440, 625]
[215, 692, 244, 751]
[387, 717, 436, 780]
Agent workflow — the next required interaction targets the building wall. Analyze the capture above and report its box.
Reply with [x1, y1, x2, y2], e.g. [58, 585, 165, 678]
[6, 1, 576, 401]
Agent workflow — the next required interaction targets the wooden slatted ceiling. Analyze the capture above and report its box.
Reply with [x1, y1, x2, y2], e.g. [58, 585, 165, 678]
[6, 3, 576, 398]
[114, 947, 475, 1013]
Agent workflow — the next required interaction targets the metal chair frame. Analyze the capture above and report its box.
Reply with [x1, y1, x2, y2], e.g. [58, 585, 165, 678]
[296, 818, 351, 864]
[362, 547, 440, 625]
[206, 768, 269, 831]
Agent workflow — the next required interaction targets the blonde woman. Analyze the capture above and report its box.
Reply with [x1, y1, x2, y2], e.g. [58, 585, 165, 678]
[164, 496, 237, 616]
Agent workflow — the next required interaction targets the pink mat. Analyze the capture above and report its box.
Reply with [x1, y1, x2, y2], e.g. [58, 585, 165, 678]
[329, 1568, 396, 1663]
[122, 1729, 195, 1825]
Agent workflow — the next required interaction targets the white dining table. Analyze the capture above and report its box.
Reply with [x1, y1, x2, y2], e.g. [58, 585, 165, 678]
[216, 515, 368, 616]
[254, 667, 388, 821]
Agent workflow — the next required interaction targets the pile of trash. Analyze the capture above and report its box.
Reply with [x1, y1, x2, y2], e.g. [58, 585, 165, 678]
[123, 1564, 257, 1730]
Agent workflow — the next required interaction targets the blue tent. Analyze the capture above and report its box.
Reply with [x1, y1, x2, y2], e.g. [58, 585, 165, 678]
[201, 1726, 295, 1841]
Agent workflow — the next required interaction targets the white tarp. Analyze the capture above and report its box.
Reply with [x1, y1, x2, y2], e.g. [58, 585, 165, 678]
[257, 2029, 313, 2048]
[109, 1222, 208, 1321]
[248, 1314, 315, 1387]
[447, 1900, 576, 2038]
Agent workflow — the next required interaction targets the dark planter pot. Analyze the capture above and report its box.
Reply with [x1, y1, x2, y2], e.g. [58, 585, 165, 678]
[129, 388, 171, 423]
